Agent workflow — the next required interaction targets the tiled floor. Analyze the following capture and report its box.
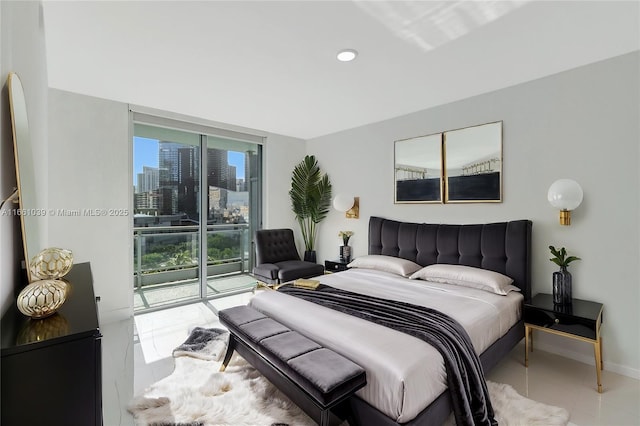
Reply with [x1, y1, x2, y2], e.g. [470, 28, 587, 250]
[132, 293, 253, 394]
[488, 343, 640, 425]
[106, 294, 640, 426]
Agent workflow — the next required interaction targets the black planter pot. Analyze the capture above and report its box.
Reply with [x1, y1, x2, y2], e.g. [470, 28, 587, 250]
[304, 250, 317, 263]
[552, 268, 572, 305]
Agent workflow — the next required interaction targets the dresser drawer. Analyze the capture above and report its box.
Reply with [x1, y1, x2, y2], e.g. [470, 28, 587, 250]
[324, 260, 349, 272]
[524, 305, 598, 340]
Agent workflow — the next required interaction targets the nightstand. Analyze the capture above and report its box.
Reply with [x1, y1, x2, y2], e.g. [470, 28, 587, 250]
[324, 259, 350, 273]
[524, 293, 604, 392]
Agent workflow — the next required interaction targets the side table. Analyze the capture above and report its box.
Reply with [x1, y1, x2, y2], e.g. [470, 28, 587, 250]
[324, 259, 350, 273]
[524, 293, 604, 392]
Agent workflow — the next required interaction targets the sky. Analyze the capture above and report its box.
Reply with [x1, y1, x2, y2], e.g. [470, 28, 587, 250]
[133, 136, 246, 185]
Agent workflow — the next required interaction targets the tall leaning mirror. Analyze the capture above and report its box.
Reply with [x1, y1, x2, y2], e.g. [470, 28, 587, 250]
[8, 72, 39, 282]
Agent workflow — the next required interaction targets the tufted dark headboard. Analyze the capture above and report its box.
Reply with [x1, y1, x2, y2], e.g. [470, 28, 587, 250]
[368, 216, 532, 301]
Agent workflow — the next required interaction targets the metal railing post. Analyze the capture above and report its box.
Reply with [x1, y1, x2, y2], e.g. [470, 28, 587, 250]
[192, 232, 198, 268]
[240, 227, 245, 273]
[135, 230, 143, 290]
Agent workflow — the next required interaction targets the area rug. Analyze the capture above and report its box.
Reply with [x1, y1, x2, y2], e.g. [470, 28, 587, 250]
[129, 327, 571, 426]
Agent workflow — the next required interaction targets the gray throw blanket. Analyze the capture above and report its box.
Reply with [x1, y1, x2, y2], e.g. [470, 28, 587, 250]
[278, 284, 497, 426]
[172, 327, 229, 360]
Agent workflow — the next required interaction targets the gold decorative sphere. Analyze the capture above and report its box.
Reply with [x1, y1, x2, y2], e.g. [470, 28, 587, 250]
[16, 280, 68, 319]
[29, 248, 73, 280]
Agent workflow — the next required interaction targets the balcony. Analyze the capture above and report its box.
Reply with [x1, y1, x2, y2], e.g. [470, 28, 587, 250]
[133, 223, 257, 312]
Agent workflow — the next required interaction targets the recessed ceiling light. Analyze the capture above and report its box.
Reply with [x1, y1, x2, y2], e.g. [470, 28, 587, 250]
[337, 49, 358, 62]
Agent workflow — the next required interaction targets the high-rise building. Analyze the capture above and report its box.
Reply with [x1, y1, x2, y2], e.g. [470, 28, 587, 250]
[159, 142, 181, 184]
[158, 142, 199, 217]
[136, 166, 159, 194]
[154, 144, 247, 221]
[177, 147, 198, 219]
[228, 165, 237, 192]
[134, 190, 162, 214]
[208, 186, 228, 222]
[207, 148, 230, 190]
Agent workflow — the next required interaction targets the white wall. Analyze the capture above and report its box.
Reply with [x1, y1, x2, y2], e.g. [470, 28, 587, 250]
[0, 1, 49, 315]
[48, 89, 132, 323]
[308, 52, 640, 378]
[263, 133, 306, 249]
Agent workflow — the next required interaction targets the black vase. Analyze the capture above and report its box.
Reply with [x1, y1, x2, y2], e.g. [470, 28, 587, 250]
[340, 245, 351, 262]
[552, 268, 572, 305]
[304, 250, 316, 263]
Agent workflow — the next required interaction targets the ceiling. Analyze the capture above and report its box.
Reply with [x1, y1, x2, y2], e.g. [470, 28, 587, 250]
[42, 1, 639, 140]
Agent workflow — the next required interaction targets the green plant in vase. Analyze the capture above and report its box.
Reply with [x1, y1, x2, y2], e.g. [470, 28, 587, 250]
[549, 245, 580, 305]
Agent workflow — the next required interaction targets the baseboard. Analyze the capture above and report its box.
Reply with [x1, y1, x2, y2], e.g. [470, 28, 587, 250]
[534, 341, 640, 380]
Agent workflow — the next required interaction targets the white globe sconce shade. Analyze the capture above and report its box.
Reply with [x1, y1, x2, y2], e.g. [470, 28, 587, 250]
[333, 194, 360, 219]
[547, 179, 583, 225]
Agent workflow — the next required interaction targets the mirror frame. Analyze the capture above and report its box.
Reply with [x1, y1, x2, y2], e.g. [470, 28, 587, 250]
[394, 121, 503, 204]
[8, 72, 38, 282]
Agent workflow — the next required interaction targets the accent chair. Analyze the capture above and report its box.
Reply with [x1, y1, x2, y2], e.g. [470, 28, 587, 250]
[252, 228, 324, 284]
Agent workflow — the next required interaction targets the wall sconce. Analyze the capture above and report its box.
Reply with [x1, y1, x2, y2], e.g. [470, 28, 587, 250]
[547, 179, 583, 225]
[333, 194, 360, 219]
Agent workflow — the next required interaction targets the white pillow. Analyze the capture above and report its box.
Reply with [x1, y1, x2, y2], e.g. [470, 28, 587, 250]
[347, 255, 422, 278]
[409, 264, 518, 295]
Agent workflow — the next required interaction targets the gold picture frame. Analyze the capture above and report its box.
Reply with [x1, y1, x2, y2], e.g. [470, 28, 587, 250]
[394, 121, 502, 204]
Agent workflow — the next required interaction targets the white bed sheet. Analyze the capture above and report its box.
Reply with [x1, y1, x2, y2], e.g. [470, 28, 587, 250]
[249, 268, 523, 423]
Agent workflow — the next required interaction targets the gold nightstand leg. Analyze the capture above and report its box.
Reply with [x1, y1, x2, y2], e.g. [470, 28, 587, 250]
[524, 325, 531, 367]
[593, 338, 603, 393]
[599, 335, 604, 370]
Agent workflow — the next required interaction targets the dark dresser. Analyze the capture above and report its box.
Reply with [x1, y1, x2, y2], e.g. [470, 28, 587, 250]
[1, 262, 102, 426]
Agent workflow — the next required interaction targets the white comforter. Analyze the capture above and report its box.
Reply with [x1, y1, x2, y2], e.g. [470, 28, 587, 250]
[249, 268, 522, 423]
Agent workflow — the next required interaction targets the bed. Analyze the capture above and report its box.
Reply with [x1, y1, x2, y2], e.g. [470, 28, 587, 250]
[249, 216, 532, 425]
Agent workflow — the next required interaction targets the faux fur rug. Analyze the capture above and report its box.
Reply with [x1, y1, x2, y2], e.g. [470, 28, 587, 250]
[129, 328, 571, 426]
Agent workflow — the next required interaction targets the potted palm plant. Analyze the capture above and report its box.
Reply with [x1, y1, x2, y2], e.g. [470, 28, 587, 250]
[549, 245, 581, 305]
[289, 155, 332, 262]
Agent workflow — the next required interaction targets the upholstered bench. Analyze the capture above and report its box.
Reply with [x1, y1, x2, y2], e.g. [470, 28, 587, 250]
[218, 305, 366, 426]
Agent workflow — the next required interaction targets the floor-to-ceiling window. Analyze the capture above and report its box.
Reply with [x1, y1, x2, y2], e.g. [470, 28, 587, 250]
[132, 114, 262, 312]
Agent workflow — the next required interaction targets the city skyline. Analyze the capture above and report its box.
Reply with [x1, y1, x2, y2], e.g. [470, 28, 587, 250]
[133, 136, 246, 187]
[133, 138, 254, 224]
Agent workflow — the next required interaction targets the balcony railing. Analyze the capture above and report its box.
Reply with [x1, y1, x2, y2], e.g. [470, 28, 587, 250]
[133, 224, 255, 307]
